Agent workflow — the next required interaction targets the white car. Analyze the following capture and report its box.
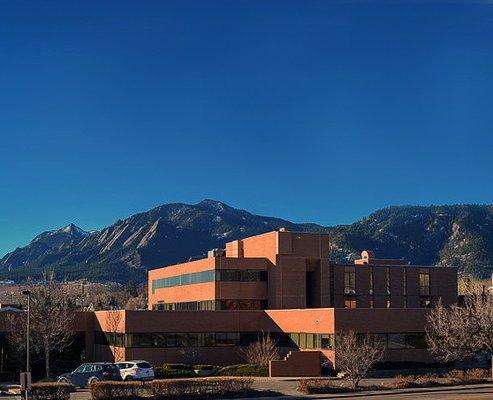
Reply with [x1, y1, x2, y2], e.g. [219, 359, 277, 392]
[115, 360, 155, 381]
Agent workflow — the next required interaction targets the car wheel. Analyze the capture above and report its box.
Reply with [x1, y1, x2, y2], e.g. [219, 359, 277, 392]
[88, 377, 100, 386]
[58, 377, 69, 384]
[125, 376, 133, 381]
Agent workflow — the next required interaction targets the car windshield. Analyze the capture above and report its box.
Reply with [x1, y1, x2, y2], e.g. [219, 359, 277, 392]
[136, 362, 152, 369]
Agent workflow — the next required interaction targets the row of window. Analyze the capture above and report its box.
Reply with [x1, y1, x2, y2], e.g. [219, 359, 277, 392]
[344, 267, 431, 296]
[343, 296, 433, 309]
[95, 331, 427, 351]
[152, 299, 268, 311]
[151, 269, 267, 293]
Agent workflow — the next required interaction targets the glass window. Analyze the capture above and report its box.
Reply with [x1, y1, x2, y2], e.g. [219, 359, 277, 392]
[152, 270, 215, 293]
[420, 269, 430, 296]
[305, 334, 314, 349]
[344, 298, 356, 308]
[373, 334, 387, 349]
[369, 267, 374, 295]
[388, 334, 406, 349]
[321, 334, 333, 349]
[386, 267, 391, 295]
[405, 333, 427, 349]
[299, 333, 307, 349]
[74, 364, 86, 374]
[420, 297, 432, 308]
[344, 268, 356, 295]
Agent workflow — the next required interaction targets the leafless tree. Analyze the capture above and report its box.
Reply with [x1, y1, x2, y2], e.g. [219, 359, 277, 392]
[241, 332, 280, 366]
[7, 273, 74, 379]
[335, 330, 384, 389]
[124, 295, 147, 310]
[426, 282, 493, 377]
[105, 310, 125, 362]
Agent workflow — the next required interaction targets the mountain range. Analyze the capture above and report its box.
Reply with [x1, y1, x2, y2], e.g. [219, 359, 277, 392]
[1, 200, 492, 283]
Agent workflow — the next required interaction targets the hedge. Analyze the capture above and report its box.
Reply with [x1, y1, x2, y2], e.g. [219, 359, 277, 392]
[90, 377, 254, 400]
[29, 382, 72, 400]
[216, 364, 268, 377]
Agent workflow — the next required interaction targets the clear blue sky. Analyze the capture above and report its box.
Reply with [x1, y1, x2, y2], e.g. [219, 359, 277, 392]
[1, 1, 493, 256]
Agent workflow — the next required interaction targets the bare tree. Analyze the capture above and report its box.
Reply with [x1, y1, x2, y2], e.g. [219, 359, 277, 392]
[7, 273, 74, 379]
[105, 311, 125, 362]
[124, 295, 147, 310]
[426, 283, 493, 377]
[242, 332, 280, 366]
[335, 331, 383, 389]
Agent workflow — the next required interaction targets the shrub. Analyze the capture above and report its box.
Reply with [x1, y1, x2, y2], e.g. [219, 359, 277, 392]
[154, 364, 196, 379]
[193, 364, 215, 371]
[297, 379, 353, 394]
[149, 377, 253, 400]
[415, 374, 439, 387]
[217, 364, 268, 377]
[29, 382, 72, 400]
[90, 381, 144, 400]
[388, 375, 417, 389]
[464, 368, 489, 384]
[444, 369, 465, 384]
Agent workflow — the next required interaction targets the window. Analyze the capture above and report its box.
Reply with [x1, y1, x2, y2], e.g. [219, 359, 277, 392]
[419, 269, 430, 296]
[344, 267, 356, 295]
[152, 270, 215, 293]
[387, 334, 406, 349]
[321, 334, 334, 349]
[405, 333, 427, 349]
[373, 334, 387, 348]
[420, 297, 432, 308]
[369, 267, 374, 295]
[386, 267, 391, 295]
[216, 270, 239, 281]
[344, 298, 356, 308]
[216, 269, 268, 282]
[403, 269, 407, 295]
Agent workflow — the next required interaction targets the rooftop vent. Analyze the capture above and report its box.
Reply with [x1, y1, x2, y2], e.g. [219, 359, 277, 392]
[208, 248, 225, 258]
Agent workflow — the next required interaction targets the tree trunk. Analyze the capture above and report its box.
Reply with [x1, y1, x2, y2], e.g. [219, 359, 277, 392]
[45, 346, 50, 380]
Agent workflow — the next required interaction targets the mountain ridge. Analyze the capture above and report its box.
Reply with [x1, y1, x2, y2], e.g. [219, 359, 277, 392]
[1, 200, 492, 283]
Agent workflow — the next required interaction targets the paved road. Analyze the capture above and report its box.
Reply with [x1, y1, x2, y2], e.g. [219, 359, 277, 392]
[65, 383, 493, 399]
[2, 381, 493, 399]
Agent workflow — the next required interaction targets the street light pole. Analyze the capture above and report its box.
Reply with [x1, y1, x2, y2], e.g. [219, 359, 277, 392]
[21, 290, 31, 375]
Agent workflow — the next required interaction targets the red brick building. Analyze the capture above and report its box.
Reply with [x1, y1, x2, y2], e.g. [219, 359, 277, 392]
[84, 230, 457, 369]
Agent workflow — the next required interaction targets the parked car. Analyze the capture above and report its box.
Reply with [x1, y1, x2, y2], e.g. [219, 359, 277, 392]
[57, 362, 122, 388]
[116, 360, 155, 381]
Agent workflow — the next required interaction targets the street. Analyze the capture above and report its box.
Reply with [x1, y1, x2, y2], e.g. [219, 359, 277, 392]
[1, 382, 490, 400]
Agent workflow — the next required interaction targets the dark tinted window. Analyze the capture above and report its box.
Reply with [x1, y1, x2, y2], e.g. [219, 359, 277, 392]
[137, 362, 152, 369]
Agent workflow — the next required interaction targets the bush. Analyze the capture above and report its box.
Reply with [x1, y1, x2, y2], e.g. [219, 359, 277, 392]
[90, 381, 144, 400]
[388, 375, 417, 389]
[444, 369, 465, 384]
[217, 364, 268, 377]
[193, 364, 215, 371]
[29, 382, 72, 400]
[149, 378, 253, 400]
[415, 374, 439, 387]
[297, 379, 353, 394]
[154, 364, 196, 379]
[90, 378, 254, 400]
[464, 368, 489, 384]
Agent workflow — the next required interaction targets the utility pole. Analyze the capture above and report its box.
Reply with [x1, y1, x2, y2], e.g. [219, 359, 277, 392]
[21, 290, 31, 400]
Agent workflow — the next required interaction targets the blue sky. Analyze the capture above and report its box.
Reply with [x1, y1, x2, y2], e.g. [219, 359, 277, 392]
[1, 1, 493, 256]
